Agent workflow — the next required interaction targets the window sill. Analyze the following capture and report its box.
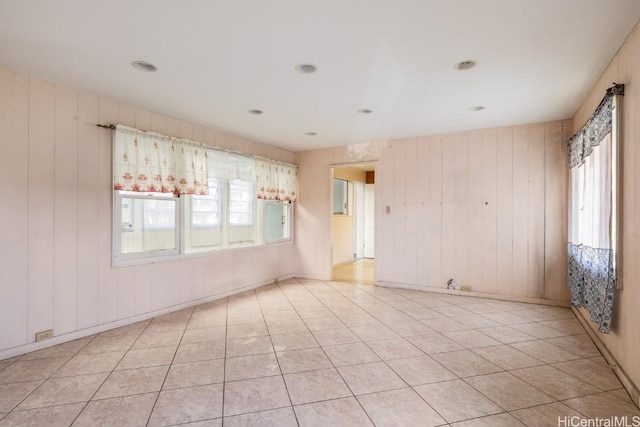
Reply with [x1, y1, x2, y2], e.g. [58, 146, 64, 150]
[112, 240, 294, 268]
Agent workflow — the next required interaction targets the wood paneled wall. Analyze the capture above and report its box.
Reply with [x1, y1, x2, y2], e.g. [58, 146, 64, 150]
[0, 66, 296, 356]
[571, 22, 640, 396]
[296, 120, 570, 301]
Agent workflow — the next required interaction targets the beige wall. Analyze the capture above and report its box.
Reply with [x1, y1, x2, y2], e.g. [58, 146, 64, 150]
[0, 66, 296, 357]
[571, 22, 640, 394]
[296, 120, 571, 301]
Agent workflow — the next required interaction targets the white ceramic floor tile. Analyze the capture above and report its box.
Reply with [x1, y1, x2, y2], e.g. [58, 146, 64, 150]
[563, 392, 640, 418]
[323, 342, 380, 367]
[464, 372, 555, 411]
[0, 281, 622, 426]
[223, 376, 290, 417]
[415, 379, 503, 423]
[337, 362, 406, 395]
[163, 359, 224, 390]
[0, 402, 84, 427]
[294, 397, 373, 427]
[17, 373, 109, 410]
[510, 365, 600, 400]
[408, 333, 465, 354]
[472, 345, 543, 370]
[223, 407, 297, 427]
[225, 353, 281, 381]
[95, 365, 168, 399]
[276, 348, 332, 374]
[73, 392, 157, 427]
[387, 355, 457, 386]
[358, 387, 446, 427]
[431, 350, 502, 378]
[510, 402, 584, 427]
[148, 383, 223, 426]
[451, 413, 525, 427]
[270, 332, 319, 352]
[284, 368, 351, 405]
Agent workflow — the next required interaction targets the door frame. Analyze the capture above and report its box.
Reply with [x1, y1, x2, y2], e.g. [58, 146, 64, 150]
[330, 162, 377, 281]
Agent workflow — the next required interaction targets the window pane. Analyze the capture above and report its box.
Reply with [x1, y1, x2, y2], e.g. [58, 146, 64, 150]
[266, 202, 291, 242]
[333, 178, 348, 214]
[187, 178, 222, 250]
[121, 197, 177, 254]
[229, 179, 254, 225]
[191, 178, 222, 227]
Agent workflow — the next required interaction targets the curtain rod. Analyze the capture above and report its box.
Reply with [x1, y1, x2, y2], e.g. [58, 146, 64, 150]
[569, 82, 624, 142]
[97, 124, 116, 130]
[96, 123, 297, 168]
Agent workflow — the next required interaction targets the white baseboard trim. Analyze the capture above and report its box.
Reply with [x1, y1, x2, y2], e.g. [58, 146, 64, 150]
[0, 277, 279, 361]
[292, 273, 328, 281]
[376, 281, 570, 307]
[572, 307, 640, 409]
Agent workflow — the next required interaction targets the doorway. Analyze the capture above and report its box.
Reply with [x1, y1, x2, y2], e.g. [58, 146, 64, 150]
[331, 163, 375, 284]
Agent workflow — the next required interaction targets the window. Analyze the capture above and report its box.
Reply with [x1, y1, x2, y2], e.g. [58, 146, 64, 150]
[115, 191, 179, 262]
[185, 177, 223, 250]
[567, 84, 623, 333]
[112, 126, 297, 266]
[229, 179, 254, 226]
[265, 201, 292, 243]
[333, 178, 348, 214]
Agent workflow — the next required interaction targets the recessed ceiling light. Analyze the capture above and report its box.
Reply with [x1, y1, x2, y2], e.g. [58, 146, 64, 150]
[356, 109, 373, 114]
[304, 132, 318, 136]
[248, 109, 263, 115]
[468, 106, 485, 112]
[295, 63, 317, 74]
[131, 61, 157, 72]
[454, 59, 478, 71]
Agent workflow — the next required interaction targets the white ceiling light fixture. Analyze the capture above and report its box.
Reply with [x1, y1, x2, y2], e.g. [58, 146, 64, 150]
[131, 60, 158, 72]
[356, 109, 373, 114]
[248, 109, 263, 115]
[453, 59, 478, 71]
[295, 63, 317, 74]
[304, 131, 318, 136]
[468, 106, 485, 112]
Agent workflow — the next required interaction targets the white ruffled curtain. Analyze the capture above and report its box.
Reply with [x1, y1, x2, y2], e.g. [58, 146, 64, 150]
[567, 84, 622, 333]
[209, 151, 255, 182]
[256, 159, 298, 201]
[114, 125, 298, 201]
[113, 125, 209, 195]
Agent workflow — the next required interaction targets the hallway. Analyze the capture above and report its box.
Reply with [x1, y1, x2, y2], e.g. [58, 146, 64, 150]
[333, 259, 375, 285]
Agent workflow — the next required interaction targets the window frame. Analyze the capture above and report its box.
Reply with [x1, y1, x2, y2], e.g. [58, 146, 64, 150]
[112, 138, 296, 267]
[113, 191, 181, 266]
[264, 200, 294, 244]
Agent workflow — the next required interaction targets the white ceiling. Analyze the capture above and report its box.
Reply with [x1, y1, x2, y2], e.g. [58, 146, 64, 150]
[1, 1, 639, 152]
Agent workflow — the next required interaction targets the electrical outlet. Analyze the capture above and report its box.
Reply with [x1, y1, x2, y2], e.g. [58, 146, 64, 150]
[35, 329, 53, 342]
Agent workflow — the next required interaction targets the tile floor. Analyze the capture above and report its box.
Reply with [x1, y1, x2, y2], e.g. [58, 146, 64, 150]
[0, 278, 638, 426]
[333, 259, 375, 285]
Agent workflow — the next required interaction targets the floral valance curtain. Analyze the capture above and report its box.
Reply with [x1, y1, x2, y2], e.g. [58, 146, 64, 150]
[256, 159, 298, 201]
[113, 125, 209, 195]
[567, 83, 623, 333]
[114, 125, 299, 201]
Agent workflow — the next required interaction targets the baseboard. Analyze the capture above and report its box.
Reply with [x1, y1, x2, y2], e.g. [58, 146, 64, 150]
[376, 281, 570, 307]
[0, 277, 278, 361]
[293, 273, 329, 281]
[572, 307, 640, 409]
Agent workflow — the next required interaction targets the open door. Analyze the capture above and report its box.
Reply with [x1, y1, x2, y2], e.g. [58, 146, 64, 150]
[331, 164, 375, 284]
